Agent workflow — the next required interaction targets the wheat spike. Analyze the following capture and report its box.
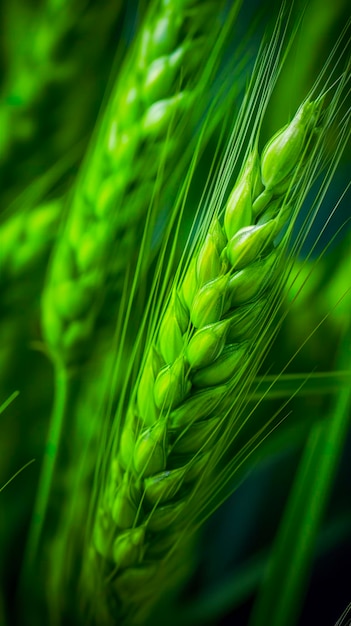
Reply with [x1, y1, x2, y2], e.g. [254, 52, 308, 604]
[86, 98, 323, 624]
[42, 0, 227, 368]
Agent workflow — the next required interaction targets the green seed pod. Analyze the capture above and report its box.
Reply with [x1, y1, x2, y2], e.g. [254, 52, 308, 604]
[158, 306, 184, 364]
[76, 224, 109, 273]
[171, 416, 221, 454]
[180, 259, 198, 311]
[119, 411, 138, 470]
[143, 47, 184, 103]
[143, 467, 186, 505]
[133, 420, 167, 477]
[112, 83, 140, 127]
[67, 211, 86, 251]
[253, 196, 280, 222]
[229, 252, 277, 306]
[94, 174, 124, 220]
[154, 357, 189, 410]
[170, 385, 227, 429]
[28, 200, 60, 233]
[252, 152, 264, 198]
[61, 316, 94, 362]
[111, 457, 124, 487]
[173, 290, 189, 333]
[209, 217, 227, 254]
[226, 220, 276, 269]
[53, 280, 94, 321]
[148, 12, 179, 62]
[147, 499, 186, 532]
[112, 526, 145, 569]
[186, 319, 229, 369]
[111, 479, 137, 530]
[106, 126, 140, 175]
[137, 347, 163, 425]
[141, 92, 187, 137]
[224, 152, 257, 240]
[190, 275, 229, 328]
[93, 508, 113, 559]
[193, 343, 247, 387]
[261, 100, 318, 191]
[196, 232, 221, 287]
[257, 202, 292, 238]
[252, 189, 274, 217]
[227, 299, 267, 342]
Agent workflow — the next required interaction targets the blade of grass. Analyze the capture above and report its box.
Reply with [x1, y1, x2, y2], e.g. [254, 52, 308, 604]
[22, 365, 73, 568]
[0, 459, 35, 494]
[0, 390, 19, 414]
[248, 321, 351, 626]
[251, 370, 351, 400]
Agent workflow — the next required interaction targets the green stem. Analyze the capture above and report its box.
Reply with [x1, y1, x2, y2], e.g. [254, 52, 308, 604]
[23, 364, 75, 569]
[0, 390, 19, 413]
[252, 370, 351, 400]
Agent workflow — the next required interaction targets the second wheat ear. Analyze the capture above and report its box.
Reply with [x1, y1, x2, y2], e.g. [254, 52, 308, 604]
[24, 0, 231, 583]
[42, 0, 228, 369]
[87, 98, 323, 625]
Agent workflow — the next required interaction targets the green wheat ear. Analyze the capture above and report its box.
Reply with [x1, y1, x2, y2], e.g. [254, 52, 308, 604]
[41, 0, 233, 370]
[81, 19, 350, 614]
[77, 89, 337, 624]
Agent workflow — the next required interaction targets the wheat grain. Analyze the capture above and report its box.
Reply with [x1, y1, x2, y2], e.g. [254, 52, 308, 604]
[0, 200, 61, 285]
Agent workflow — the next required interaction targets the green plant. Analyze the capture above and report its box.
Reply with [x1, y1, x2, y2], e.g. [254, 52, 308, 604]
[1, 1, 350, 625]
[82, 96, 335, 625]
